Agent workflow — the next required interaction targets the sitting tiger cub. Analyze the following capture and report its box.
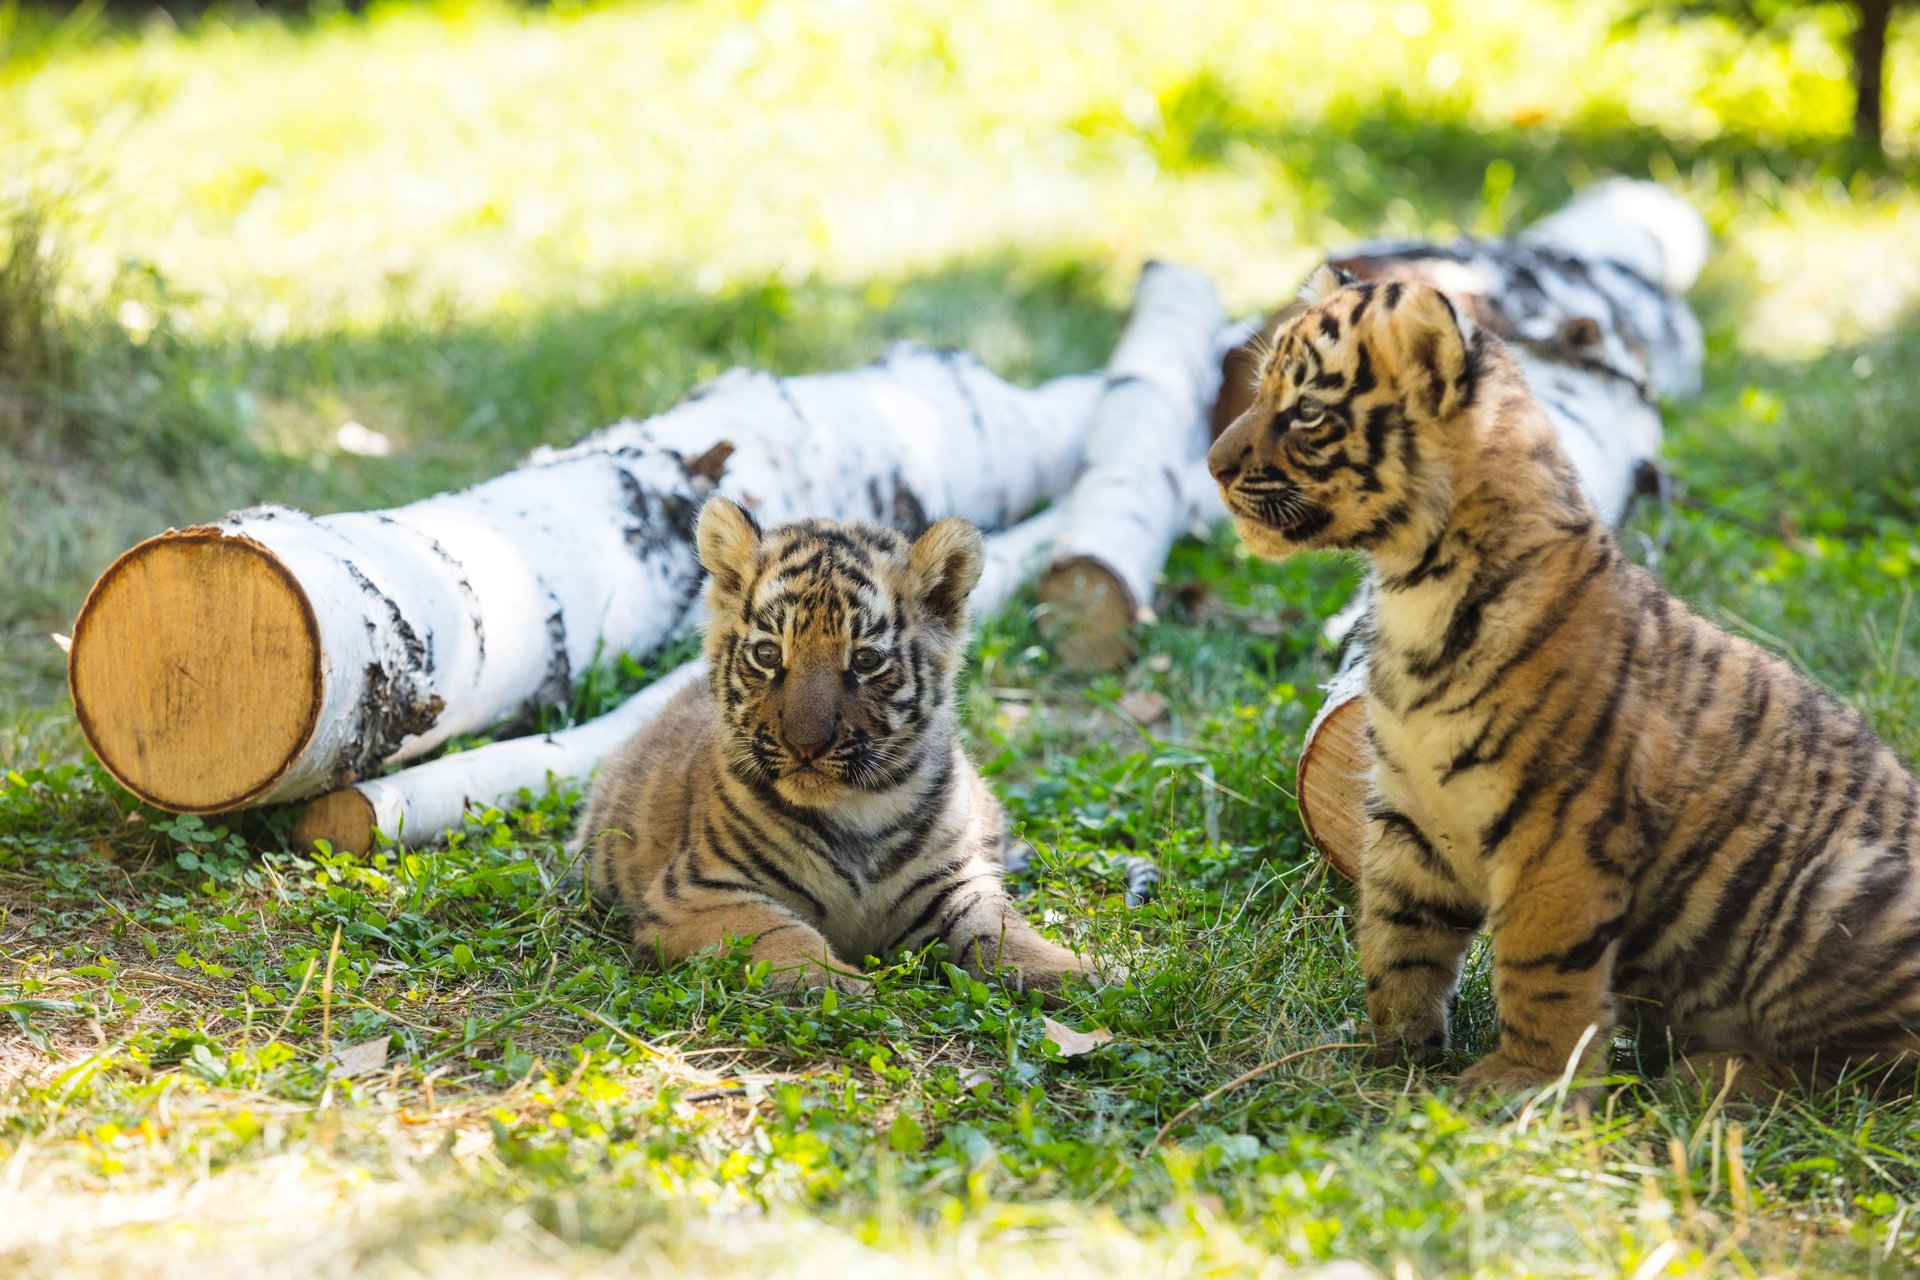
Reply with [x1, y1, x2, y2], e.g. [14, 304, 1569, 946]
[1210, 266, 1920, 1094]
[577, 498, 1101, 998]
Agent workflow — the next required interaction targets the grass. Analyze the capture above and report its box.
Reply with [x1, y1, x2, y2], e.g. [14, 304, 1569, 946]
[3, 0, 1920, 1274]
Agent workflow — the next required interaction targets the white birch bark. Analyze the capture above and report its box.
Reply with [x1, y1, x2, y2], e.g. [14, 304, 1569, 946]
[1040, 261, 1227, 623]
[1330, 178, 1706, 402]
[78, 343, 1104, 811]
[296, 507, 1076, 851]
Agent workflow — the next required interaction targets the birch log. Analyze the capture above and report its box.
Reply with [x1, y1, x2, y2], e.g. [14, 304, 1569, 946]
[1035, 261, 1226, 671]
[1290, 180, 1707, 880]
[291, 506, 1077, 853]
[66, 344, 1103, 815]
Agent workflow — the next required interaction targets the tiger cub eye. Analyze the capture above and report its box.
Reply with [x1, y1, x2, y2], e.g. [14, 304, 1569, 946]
[751, 640, 782, 667]
[851, 647, 884, 673]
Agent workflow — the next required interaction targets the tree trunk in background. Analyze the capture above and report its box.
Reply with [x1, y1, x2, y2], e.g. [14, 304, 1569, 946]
[1035, 261, 1225, 672]
[1852, 0, 1894, 151]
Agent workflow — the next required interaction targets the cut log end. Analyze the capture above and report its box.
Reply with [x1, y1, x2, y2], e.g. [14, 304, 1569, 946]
[1296, 693, 1368, 882]
[291, 787, 377, 855]
[68, 530, 324, 813]
[1034, 557, 1140, 673]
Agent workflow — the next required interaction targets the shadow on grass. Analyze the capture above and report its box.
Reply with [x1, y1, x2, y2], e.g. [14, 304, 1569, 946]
[1078, 75, 1910, 236]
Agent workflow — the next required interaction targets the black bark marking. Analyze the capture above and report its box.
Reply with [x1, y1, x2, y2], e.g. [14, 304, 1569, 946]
[336, 562, 444, 784]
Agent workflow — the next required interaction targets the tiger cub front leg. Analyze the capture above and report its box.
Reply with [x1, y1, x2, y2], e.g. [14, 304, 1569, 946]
[639, 895, 860, 996]
[1360, 808, 1482, 1066]
[939, 870, 1107, 1002]
[1458, 857, 1624, 1095]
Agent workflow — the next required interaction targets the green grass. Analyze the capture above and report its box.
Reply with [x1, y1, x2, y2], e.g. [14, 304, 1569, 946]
[3, 0, 1920, 1275]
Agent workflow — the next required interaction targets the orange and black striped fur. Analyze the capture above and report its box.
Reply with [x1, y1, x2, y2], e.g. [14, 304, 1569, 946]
[1209, 265, 1920, 1093]
[578, 498, 1101, 997]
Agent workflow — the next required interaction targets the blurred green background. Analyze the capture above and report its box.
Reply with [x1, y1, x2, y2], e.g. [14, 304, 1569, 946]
[3, 0, 1916, 726]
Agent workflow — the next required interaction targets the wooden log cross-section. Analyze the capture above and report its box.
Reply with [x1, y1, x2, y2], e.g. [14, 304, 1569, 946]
[67, 343, 1112, 815]
[1282, 179, 1710, 880]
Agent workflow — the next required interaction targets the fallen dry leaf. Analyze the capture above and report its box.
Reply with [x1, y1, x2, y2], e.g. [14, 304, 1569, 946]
[329, 1036, 391, 1077]
[956, 1065, 995, 1090]
[1042, 1017, 1113, 1059]
[1117, 689, 1169, 726]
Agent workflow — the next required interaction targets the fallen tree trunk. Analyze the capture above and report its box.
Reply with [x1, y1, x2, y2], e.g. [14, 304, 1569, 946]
[66, 344, 1111, 815]
[1035, 262, 1226, 671]
[291, 505, 1077, 853]
[1289, 180, 1708, 880]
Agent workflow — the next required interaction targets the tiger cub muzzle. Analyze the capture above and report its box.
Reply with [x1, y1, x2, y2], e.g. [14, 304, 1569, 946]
[1208, 453, 1331, 540]
[751, 645, 881, 791]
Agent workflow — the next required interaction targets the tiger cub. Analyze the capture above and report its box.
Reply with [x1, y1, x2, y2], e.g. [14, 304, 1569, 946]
[577, 498, 1101, 998]
[1210, 265, 1920, 1094]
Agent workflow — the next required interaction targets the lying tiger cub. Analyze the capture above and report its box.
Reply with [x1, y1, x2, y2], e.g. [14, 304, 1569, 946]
[577, 498, 1101, 998]
[1211, 265, 1920, 1094]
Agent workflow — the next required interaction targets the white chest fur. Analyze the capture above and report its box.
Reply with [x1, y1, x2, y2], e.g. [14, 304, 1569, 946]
[1365, 579, 1516, 898]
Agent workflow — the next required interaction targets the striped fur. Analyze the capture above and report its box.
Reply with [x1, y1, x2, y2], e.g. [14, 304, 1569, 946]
[1208, 265, 1920, 1093]
[579, 498, 1099, 997]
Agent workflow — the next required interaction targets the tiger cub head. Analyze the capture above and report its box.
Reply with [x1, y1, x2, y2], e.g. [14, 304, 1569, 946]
[695, 498, 983, 806]
[1207, 265, 1487, 566]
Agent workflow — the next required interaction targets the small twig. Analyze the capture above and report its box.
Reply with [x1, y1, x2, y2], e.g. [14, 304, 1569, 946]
[1728, 1123, 1751, 1229]
[1687, 1056, 1742, 1161]
[266, 954, 319, 1052]
[1143, 1042, 1368, 1155]
[119, 968, 227, 999]
[320, 924, 342, 1051]
[563, 1002, 667, 1063]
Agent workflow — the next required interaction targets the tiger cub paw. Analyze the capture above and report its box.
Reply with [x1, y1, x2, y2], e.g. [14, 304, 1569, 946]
[1455, 1049, 1576, 1098]
[1366, 1017, 1451, 1069]
[1014, 952, 1126, 1007]
[762, 960, 865, 999]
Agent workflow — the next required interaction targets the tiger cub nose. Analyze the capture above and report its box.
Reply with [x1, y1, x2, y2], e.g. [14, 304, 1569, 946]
[783, 718, 839, 761]
[1207, 438, 1241, 486]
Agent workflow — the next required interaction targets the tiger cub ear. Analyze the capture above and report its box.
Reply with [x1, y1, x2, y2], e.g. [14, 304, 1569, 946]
[1298, 262, 1357, 305]
[696, 496, 762, 599]
[907, 517, 984, 631]
[1392, 286, 1480, 420]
